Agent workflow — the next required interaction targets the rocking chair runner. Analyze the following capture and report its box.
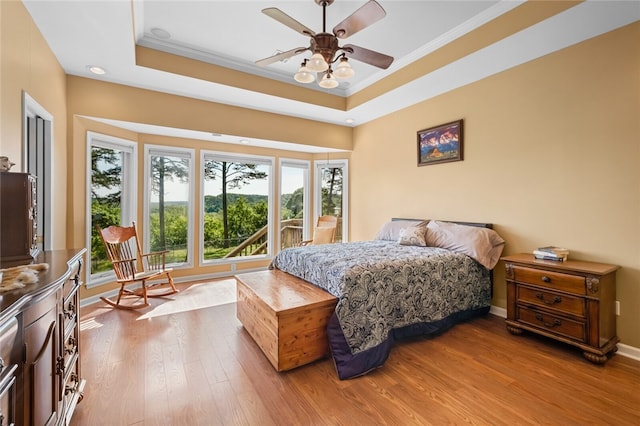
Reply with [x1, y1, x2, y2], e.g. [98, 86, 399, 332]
[97, 222, 178, 309]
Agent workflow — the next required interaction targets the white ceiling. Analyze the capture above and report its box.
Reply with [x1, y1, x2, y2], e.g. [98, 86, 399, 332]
[21, 0, 640, 152]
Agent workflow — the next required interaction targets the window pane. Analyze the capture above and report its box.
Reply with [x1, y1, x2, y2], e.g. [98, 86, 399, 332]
[203, 158, 270, 260]
[149, 154, 190, 265]
[90, 146, 124, 274]
[280, 165, 305, 249]
[320, 166, 343, 242]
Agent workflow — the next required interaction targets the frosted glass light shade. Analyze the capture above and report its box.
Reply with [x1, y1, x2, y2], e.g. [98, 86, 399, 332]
[333, 58, 354, 79]
[294, 63, 315, 84]
[319, 73, 339, 89]
[306, 53, 329, 72]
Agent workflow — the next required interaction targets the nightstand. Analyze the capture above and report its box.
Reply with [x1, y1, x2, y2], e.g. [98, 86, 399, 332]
[502, 253, 619, 364]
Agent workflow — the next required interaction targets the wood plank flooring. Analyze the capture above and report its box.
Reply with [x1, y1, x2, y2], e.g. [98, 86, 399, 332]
[71, 278, 640, 426]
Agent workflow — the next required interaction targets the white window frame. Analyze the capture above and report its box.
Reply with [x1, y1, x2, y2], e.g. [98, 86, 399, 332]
[143, 145, 195, 269]
[22, 91, 53, 251]
[314, 159, 349, 242]
[200, 150, 274, 266]
[279, 159, 310, 248]
[86, 132, 137, 288]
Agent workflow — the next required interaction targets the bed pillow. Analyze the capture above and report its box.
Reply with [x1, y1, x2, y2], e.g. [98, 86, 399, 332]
[398, 225, 427, 246]
[374, 219, 427, 241]
[425, 221, 505, 269]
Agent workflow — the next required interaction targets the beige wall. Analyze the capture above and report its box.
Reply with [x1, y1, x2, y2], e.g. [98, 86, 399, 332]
[2, 1, 638, 348]
[351, 22, 640, 347]
[1, 0, 68, 249]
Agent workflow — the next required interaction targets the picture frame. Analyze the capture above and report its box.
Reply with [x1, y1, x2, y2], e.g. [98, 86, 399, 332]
[417, 119, 463, 166]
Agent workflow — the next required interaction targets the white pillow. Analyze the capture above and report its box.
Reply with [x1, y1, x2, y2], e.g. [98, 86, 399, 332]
[375, 219, 427, 241]
[398, 225, 427, 246]
[425, 221, 505, 269]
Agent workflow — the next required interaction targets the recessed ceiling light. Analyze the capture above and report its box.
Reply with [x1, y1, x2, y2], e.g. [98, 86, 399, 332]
[345, 118, 355, 124]
[239, 139, 250, 144]
[87, 65, 106, 75]
[150, 27, 171, 39]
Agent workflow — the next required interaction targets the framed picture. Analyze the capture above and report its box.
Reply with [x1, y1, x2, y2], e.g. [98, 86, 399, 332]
[417, 119, 463, 166]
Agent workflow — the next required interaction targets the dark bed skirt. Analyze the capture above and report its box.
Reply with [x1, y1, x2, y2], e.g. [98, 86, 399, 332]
[328, 305, 491, 380]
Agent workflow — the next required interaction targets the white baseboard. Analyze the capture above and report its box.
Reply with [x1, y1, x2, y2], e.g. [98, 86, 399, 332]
[489, 305, 507, 318]
[489, 304, 640, 362]
[616, 343, 640, 361]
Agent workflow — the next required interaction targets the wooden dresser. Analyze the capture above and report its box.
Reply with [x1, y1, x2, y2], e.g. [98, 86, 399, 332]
[502, 253, 619, 364]
[0, 172, 39, 261]
[0, 249, 86, 426]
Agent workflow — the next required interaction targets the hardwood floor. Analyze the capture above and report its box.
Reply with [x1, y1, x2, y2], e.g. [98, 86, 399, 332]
[71, 278, 640, 426]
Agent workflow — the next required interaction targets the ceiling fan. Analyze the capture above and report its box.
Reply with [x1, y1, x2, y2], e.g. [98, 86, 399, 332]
[255, 0, 394, 88]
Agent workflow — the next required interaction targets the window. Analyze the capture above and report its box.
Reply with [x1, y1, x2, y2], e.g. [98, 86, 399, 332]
[280, 160, 309, 249]
[315, 159, 348, 242]
[201, 151, 273, 263]
[22, 92, 53, 251]
[144, 146, 194, 268]
[86, 133, 137, 285]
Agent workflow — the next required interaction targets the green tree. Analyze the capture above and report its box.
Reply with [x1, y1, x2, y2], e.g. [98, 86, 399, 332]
[322, 167, 343, 216]
[90, 147, 124, 272]
[203, 213, 223, 247]
[91, 147, 121, 202]
[150, 155, 189, 250]
[204, 161, 267, 248]
[228, 197, 254, 241]
[284, 187, 304, 218]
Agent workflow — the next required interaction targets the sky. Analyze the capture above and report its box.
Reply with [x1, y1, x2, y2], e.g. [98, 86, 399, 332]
[150, 164, 304, 202]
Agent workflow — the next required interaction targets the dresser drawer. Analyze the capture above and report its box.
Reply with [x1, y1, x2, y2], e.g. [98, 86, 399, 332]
[517, 306, 585, 342]
[513, 266, 585, 295]
[517, 285, 585, 317]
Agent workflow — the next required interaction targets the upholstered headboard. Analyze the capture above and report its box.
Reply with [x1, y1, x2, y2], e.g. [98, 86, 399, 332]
[391, 218, 493, 229]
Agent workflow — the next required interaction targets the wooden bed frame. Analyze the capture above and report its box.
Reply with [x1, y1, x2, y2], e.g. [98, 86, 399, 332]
[392, 217, 493, 229]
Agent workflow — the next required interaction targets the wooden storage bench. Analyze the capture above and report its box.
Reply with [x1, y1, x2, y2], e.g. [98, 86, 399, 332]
[235, 270, 338, 371]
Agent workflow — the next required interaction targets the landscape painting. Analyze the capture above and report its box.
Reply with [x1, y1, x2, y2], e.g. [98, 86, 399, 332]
[417, 119, 463, 166]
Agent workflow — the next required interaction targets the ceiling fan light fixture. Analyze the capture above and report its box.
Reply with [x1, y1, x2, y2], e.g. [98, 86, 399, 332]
[333, 57, 354, 79]
[294, 61, 316, 84]
[307, 52, 329, 72]
[319, 72, 339, 89]
[257, 0, 393, 91]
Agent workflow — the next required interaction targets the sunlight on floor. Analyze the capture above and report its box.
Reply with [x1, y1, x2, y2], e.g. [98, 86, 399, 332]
[80, 317, 104, 331]
[137, 279, 237, 320]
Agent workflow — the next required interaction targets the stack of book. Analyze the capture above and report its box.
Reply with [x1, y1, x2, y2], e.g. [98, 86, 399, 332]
[533, 246, 570, 261]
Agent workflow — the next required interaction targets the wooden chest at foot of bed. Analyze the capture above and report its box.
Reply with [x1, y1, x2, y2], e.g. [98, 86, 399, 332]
[235, 270, 338, 371]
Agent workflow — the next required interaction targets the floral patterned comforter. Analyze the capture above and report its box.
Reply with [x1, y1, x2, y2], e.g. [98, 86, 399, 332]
[269, 241, 491, 366]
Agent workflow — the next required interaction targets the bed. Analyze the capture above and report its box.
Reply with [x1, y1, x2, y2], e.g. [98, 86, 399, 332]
[269, 219, 505, 379]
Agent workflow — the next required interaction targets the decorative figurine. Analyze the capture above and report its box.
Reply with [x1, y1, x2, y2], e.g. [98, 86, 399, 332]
[0, 156, 15, 172]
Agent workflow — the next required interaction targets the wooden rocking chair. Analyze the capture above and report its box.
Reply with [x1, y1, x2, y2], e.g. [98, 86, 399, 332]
[97, 222, 178, 309]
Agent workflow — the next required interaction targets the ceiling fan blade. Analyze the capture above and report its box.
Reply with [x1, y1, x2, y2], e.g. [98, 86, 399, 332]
[332, 0, 386, 39]
[255, 47, 309, 67]
[343, 44, 393, 69]
[262, 7, 315, 37]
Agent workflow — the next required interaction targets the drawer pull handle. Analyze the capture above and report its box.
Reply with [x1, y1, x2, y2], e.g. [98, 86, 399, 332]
[541, 276, 551, 283]
[535, 313, 561, 328]
[535, 293, 562, 305]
